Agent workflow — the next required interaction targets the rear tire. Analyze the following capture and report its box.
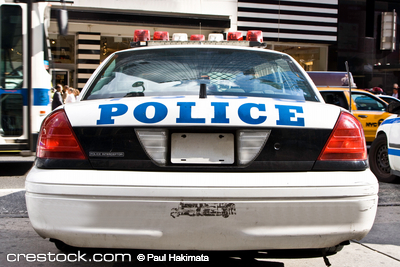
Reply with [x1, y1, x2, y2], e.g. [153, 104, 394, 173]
[369, 134, 399, 183]
[50, 239, 75, 252]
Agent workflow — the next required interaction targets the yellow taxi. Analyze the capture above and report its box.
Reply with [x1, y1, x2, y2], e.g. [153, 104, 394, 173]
[307, 71, 393, 143]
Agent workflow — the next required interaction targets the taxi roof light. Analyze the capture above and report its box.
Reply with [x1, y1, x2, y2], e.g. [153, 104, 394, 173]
[318, 112, 367, 161]
[37, 109, 87, 160]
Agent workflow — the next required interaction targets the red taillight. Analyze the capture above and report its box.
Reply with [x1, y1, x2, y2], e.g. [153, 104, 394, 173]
[227, 32, 243, 41]
[153, 31, 169, 40]
[190, 34, 205, 41]
[37, 110, 87, 159]
[134, 29, 150, 42]
[246, 30, 263, 42]
[318, 112, 367, 161]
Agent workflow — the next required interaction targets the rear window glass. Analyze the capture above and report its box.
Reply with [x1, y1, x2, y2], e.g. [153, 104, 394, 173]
[83, 47, 318, 102]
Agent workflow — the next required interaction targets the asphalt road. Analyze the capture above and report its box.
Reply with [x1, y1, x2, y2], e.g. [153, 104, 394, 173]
[1, 158, 400, 266]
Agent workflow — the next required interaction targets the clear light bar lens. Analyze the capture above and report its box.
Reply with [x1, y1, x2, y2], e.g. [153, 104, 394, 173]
[172, 33, 188, 41]
[237, 130, 271, 165]
[135, 129, 168, 165]
[208, 33, 224, 41]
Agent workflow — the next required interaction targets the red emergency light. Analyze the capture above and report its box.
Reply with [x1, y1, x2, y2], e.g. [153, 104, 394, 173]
[190, 34, 205, 41]
[134, 29, 150, 42]
[227, 32, 243, 41]
[153, 31, 169, 41]
[246, 30, 263, 43]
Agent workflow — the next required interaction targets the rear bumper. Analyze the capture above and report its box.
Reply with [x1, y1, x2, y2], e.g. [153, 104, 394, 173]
[25, 167, 379, 251]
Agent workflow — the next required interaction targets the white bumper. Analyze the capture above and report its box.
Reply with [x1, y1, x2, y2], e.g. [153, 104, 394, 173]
[25, 167, 378, 250]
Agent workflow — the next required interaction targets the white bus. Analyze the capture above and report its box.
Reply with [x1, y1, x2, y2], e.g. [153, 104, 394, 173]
[0, 0, 66, 155]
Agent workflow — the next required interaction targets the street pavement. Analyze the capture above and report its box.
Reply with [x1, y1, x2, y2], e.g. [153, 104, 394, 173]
[0, 159, 400, 266]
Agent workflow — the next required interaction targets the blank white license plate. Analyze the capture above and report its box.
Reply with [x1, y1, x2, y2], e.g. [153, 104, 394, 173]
[171, 133, 234, 164]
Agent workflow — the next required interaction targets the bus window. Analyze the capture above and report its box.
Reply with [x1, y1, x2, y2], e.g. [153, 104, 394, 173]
[1, 94, 23, 136]
[0, 5, 23, 89]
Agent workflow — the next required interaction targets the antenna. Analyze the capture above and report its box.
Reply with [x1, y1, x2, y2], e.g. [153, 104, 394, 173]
[345, 61, 352, 113]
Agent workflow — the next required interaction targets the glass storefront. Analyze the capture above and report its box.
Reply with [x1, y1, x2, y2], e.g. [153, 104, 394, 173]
[50, 35, 75, 64]
[271, 45, 328, 71]
[49, 34, 75, 87]
[100, 36, 132, 62]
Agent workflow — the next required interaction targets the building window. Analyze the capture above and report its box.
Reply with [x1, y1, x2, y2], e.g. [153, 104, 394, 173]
[100, 36, 132, 62]
[50, 35, 75, 64]
[273, 45, 328, 71]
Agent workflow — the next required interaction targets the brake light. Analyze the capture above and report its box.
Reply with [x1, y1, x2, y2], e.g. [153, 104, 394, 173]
[37, 109, 86, 159]
[190, 34, 205, 41]
[134, 29, 150, 42]
[246, 30, 263, 42]
[153, 31, 169, 41]
[318, 112, 367, 161]
[227, 32, 243, 41]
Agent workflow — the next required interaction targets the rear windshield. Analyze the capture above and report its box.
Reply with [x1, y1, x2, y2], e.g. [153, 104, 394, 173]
[83, 47, 318, 102]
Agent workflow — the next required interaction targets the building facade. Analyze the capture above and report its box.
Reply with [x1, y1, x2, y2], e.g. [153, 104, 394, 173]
[48, 0, 399, 94]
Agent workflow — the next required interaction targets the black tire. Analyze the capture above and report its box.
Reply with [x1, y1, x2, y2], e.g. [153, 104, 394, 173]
[369, 134, 399, 183]
[50, 239, 75, 252]
[322, 244, 345, 255]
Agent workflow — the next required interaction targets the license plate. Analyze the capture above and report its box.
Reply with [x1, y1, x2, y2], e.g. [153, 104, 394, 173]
[171, 133, 234, 164]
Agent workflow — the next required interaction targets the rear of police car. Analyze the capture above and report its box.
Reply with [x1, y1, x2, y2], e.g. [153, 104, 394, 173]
[26, 44, 378, 252]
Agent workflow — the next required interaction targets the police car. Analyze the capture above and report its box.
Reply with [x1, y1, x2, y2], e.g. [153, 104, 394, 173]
[26, 31, 378, 254]
[369, 102, 400, 183]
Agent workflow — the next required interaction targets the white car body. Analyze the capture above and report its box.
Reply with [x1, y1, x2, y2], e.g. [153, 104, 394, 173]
[26, 167, 377, 250]
[375, 114, 400, 175]
[26, 45, 378, 252]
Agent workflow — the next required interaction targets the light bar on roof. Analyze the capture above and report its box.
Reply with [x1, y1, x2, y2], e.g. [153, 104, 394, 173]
[190, 34, 205, 41]
[246, 30, 263, 43]
[153, 31, 169, 41]
[172, 33, 188, 41]
[134, 29, 150, 42]
[228, 32, 243, 41]
[208, 33, 224, 41]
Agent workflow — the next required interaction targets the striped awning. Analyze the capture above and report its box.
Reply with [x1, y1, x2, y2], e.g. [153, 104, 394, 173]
[238, 0, 338, 43]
